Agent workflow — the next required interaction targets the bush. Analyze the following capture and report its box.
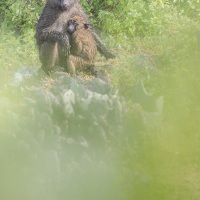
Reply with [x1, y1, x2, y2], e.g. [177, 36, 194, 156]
[0, 0, 44, 32]
[98, 1, 192, 37]
[169, 0, 200, 19]
[0, 0, 199, 40]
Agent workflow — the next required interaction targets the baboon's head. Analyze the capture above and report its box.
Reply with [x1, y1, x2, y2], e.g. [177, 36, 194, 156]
[50, 0, 78, 10]
[60, 0, 77, 10]
[67, 15, 89, 34]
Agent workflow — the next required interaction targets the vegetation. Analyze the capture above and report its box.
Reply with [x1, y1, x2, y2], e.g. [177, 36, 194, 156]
[0, 0, 200, 199]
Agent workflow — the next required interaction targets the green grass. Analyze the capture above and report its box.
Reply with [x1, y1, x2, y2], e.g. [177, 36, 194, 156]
[0, 28, 39, 85]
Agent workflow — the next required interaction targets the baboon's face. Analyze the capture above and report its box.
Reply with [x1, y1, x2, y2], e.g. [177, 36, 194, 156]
[67, 20, 78, 34]
[67, 16, 89, 34]
[59, 0, 77, 10]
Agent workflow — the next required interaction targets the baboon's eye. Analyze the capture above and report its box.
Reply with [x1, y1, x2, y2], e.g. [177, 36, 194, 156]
[84, 23, 89, 29]
[73, 20, 78, 26]
[69, 19, 76, 24]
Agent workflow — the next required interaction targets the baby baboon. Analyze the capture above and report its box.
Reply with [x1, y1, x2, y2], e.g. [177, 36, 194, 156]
[35, 0, 115, 75]
[66, 15, 97, 76]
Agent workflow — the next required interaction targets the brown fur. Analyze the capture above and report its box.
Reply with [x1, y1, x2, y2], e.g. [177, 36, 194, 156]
[35, 0, 115, 75]
[67, 16, 97, 76]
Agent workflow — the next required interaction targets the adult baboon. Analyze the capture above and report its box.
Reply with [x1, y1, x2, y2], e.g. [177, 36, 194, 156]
[66, 15, 97, 76]
[35, 0, 115, 75]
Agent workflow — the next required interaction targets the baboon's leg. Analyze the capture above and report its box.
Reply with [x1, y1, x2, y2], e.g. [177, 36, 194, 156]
[67, 55, 94, 76]
[39, 42, 58, 75]
[67, 55, 77, 76]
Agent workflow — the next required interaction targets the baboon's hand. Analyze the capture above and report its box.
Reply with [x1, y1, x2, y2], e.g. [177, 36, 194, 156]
[105, 52, 116, 59]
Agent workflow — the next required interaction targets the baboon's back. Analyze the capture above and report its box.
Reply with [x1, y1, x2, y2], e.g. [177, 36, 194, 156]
[72, 29, 97, 62]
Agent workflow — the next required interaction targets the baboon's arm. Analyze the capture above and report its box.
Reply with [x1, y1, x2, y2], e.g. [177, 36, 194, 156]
[91, 31, 116, 59]
[41, 30, 70, 55]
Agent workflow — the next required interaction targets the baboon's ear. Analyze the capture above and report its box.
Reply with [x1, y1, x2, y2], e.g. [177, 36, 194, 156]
[84, 23, 89, 29]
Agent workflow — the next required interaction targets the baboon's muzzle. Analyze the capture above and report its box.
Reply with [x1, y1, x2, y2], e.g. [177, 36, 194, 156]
[60, 0, 73, 10]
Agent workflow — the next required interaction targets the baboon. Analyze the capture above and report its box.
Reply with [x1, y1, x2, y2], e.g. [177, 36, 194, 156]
[35, 0, 115, 75]
[66, 15, 97, 76]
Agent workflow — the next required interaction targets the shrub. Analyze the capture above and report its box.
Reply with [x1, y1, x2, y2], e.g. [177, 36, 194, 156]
[0, 0, 44, 32]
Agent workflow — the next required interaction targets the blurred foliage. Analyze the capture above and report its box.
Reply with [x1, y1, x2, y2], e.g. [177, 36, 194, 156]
[1, 29, 200, 199]
[0, 72, 124, 200]
[0, 64, 163, 200]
